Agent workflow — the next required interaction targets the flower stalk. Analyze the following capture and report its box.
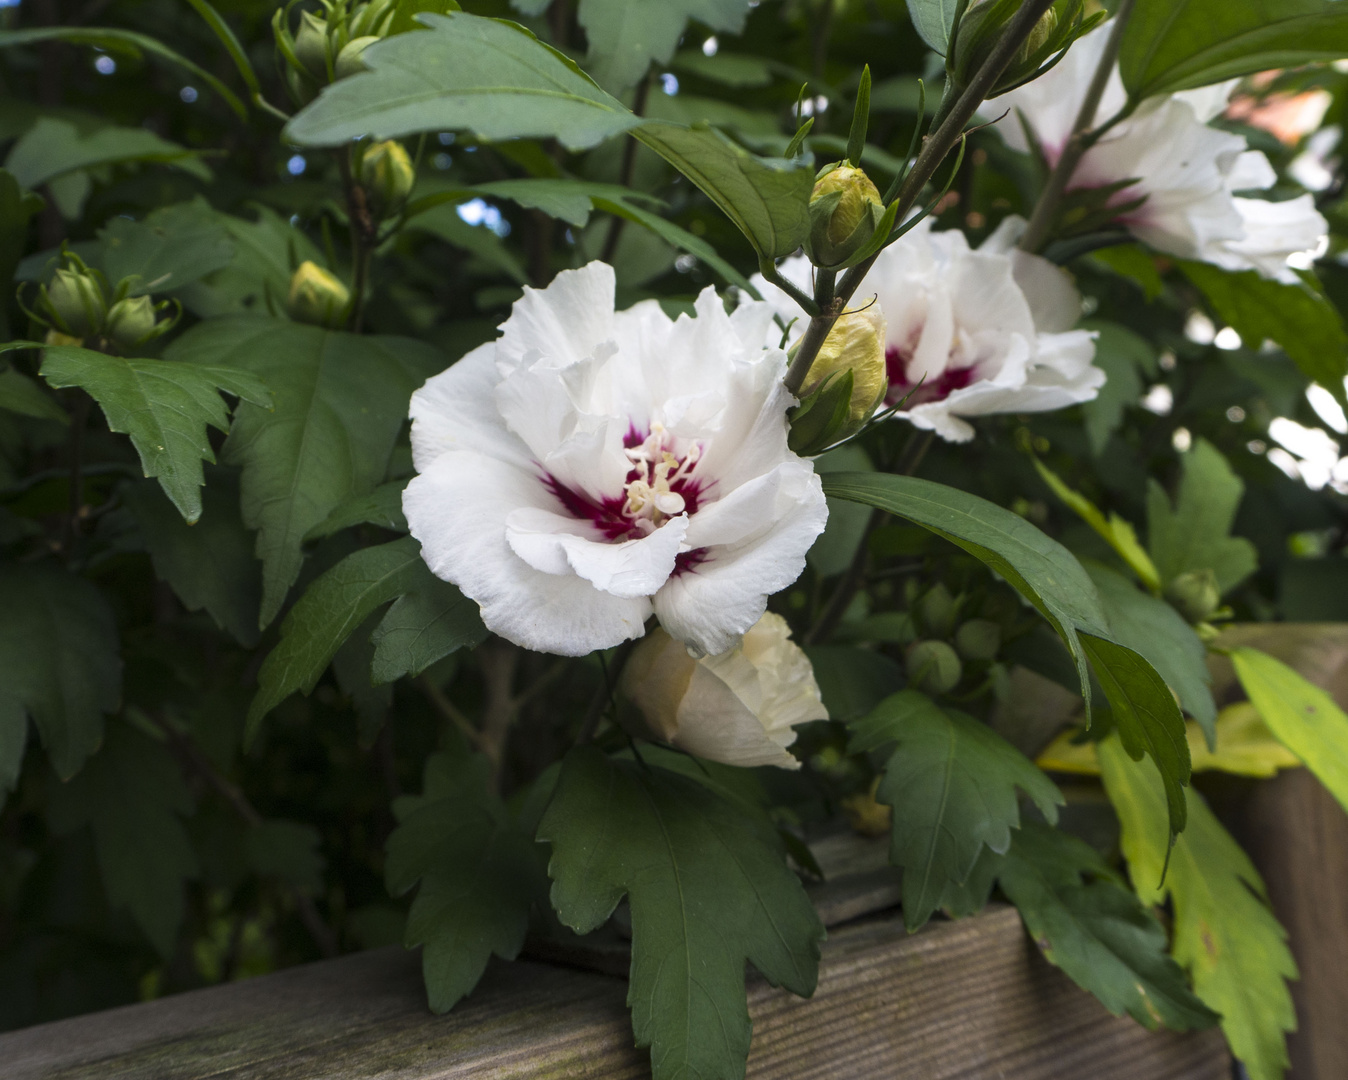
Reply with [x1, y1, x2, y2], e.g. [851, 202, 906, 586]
[782, 0, 1061, 399]
[1017, 0, 1137, 255]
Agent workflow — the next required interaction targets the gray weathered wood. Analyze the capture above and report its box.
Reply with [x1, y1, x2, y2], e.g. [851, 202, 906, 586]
[2, 904, 1227, 1079]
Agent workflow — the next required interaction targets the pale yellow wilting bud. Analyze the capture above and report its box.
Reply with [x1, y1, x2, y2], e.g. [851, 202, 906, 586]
[806, 164, 885, 269]
[621, 613, 828, 769]
[807, 304, 888, 419]
[287, 261, 350, 328]
[359, 140, 416, 217]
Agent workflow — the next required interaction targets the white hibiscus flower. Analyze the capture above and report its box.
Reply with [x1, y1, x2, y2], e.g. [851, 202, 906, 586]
[991, 25, 1327, 282]
[753, 219, 1102, 442]
[622, 612, 828, 769]
[403, 262, 829, 658]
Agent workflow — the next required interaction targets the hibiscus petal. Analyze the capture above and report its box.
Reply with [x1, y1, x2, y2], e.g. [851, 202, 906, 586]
[495, 261, 617, 373]
[672, 663, 802, 769]
[405, 451, 651, 655]
[657, 462, 827, 656]
[408, 342, 533, 473]
[506, 506, 687, 599]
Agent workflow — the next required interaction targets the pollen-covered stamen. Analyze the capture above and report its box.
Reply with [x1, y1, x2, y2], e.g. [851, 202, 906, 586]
[620, 424, 703, 535]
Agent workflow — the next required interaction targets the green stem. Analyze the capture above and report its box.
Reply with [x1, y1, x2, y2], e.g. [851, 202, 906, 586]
[1018, 0, 1137, 254]
[783, 0, 1059, 398]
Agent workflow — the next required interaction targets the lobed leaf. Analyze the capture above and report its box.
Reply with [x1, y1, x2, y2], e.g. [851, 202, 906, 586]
[1099, 736, 1296, 1080]
[850, 690, 1063, 930]
[0, 563, 121, 782]
[32, 344, 271, 526]
[165, 316, 442, 625]
[386, 750, 542, 1012]
[370, 576, 487, 685]
[538, 746, 824, 1080]
[577, 0, 752, 92]
[995, 821, 1218, 1032]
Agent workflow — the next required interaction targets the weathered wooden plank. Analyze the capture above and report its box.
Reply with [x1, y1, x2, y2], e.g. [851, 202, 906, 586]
[2, 904, 1227, 1080]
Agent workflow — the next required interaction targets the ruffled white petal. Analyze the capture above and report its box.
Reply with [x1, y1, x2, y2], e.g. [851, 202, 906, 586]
[404, 451, 650, 655]
[655, 462, 827, 656]
[408, 342, 532, 473]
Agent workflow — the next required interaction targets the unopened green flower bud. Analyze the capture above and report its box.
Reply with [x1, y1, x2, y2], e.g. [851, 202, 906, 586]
[918, 583, 958, 639]
[806, 165, 885, 270]
[359, 140, 415, 216]
[292, 10, 331, 80]
[335, 35, 379, 79]
[906, 640, 963, 695]
[43, 265, 108, 338]
[288, 261, 350, 328]
[1166, 568, 1221, 624]
[105, 295, 161, 349]
[955, 618, 1001, 661]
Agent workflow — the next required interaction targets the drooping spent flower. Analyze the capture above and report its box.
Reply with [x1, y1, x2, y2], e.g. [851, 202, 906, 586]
[403, 262, 828, 657]
[990, 25, 1328, 281]
[755, 219, 1103, 443]
[621, 612, 828, 769]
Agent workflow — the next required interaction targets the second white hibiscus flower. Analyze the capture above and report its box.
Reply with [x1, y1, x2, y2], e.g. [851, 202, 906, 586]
[403, 262, 828, 658]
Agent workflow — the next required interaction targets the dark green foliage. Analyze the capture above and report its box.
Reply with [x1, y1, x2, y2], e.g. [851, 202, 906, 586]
[539, 747, 824, 1080]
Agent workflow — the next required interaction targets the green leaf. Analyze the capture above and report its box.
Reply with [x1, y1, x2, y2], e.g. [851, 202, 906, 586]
[1146, 437, 1258, 594]
[29, 344, 271, 526]
[122, 474, 262, 647]
[247, 538, 427, 738]
[1081, 633, 1190, 835]
[284, 13, 639, 150]
[1119, 0, 1348, 100]
[332, 612, 393, 742]
[165, 316, 442, 625]
[633, 121, 814, 259]
[0, 697, 25, 802]
[0, 27, 246, 118]
[538, 746, 824, 1080]
[1099, 735, 1295, 1080]
[905, 0, 963, 54]
[245, 820, 325, 894]
[99, 200, 236, 295]
[46, 722, 199, 958]
[175, 205, 324, 318]
[849, 690, 1063, 930]
[4, 117, 210, 193]
[0, 168, 44, 329]
[0, 365, 66, 424]
[1085, 562, 1216, 743]
[591, 196, 756, 293]
[1180, 261, 1348, 405]
[304, 481, 408, 542]
[386, 750, 543, 1012]
[403, 204, 529, 285]
[670, 50, 775, 88]
[1033, 455, 1161, 590]
[0, 563, 120, 780]
[1233, 647, 1348, 816]
[802, 644, 905, 721]
[1080, 320, 1155, 455]
[370, 575, 486, 685]
[995, 821, 1218, 1031]
[821, 472, 1190, 834]
[577, 0, 751, 91]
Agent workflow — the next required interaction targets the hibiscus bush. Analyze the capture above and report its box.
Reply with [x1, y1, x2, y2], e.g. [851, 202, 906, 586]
[3, 0, 1348, 1076]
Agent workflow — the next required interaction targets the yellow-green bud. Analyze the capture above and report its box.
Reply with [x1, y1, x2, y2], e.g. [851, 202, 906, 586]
[44, 328, 84, 347]
[44, 266, 108, 338]
[805, 165, 885, 270]
[1166, 568, 1221, 624]
[292, 11, 331, 80]
[105, 295, 161, 349]
[906, 640, 963, 695]
[803, 306, 889, 429]
[334, 35, 379, 79]
[359, 140, 415, 216]
[288, 261, 351, 328]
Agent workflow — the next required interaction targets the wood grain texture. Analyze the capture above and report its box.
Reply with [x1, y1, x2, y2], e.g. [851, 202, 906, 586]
[2, 905, 1228, 1080]
[1210, 623, 1348, 1080]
